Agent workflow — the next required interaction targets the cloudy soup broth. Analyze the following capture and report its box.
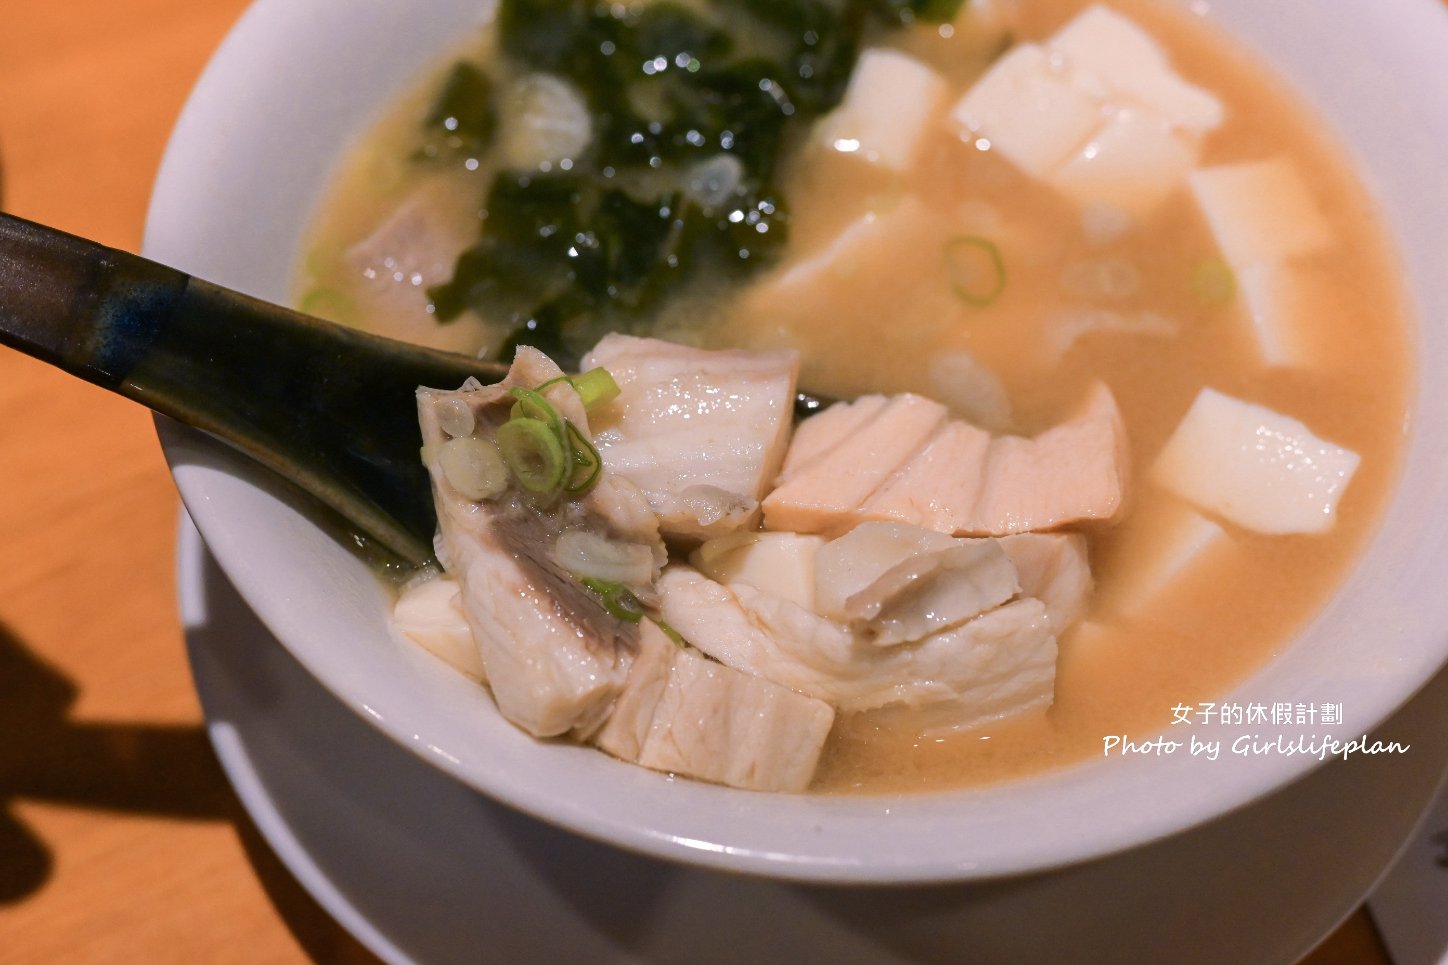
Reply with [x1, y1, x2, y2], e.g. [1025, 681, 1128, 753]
[297, 0, 1412, 793]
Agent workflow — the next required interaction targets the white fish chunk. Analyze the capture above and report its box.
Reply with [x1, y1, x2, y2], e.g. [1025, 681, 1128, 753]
[997, 533, 1092, 634]
[581, 334, 799, 539]
[1151, 388, 1360, 534]
[658, 568, 1056, 730]
[594, 620, 834, 793]
[969, 383, 1129, 534]
[392, 576, 485, 679]
[813, 521, 957, 618]
[659, 567, 858, 697]
[814, 522, 1020, 646]
[777, 395, 888, 482]
[419, 348, 660, 738]
[767, 383, 1128, 538]
[857, 597, 1058, 737]
[817, 48, 948, 172]
[592, 619, 677, 763]
[763, 393, 948, 536]
[861, 420, 993, 534]
[340, 180, 484, 353]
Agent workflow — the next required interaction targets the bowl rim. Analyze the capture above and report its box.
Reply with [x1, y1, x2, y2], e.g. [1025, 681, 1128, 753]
[145, 0, 1448, 883]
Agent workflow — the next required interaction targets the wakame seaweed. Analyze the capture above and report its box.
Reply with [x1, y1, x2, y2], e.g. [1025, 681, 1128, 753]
[427, 0, 966, 366]
[418, 62, 498, 161]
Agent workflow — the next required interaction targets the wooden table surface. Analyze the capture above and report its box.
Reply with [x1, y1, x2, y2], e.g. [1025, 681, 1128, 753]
[0, 2, 1403, 962]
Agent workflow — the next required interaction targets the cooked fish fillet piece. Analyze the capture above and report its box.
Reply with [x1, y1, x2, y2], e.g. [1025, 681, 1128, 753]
[419, 348, 663, 739]
[969, 383, 1128, 534]
[340, 181, 486, 353]
[762, 393, 948, 537]
[658, 567, 1056, 730]
[997, 533, 1093, 634]
[777, 394, 888, 482]
[392, 575, 484, 679]
[814, 522, 1021, 647]
[765, 383, 1128, 538]
[592, 619, 677, 763]
[580, 334, 799, 539]
[859, 420, 992, 533]
[595, 620, 835, 793]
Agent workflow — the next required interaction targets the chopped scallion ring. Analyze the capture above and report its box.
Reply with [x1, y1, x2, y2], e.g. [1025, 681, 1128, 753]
[562, 421, 603, 493]
[945, 236, 1007, 308]
[572, 367, 621, 411]
[533, 374, 574, 394]
[581, 578, 646, 623]
[497, 416, 567, 494]
[497, 380, 611, 499]
[508, 386, 565, 438]
[1191, 259, 1237, 307]
[657, 620, 688, 648]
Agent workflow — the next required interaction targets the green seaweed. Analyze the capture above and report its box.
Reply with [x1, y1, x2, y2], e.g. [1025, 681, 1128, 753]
[418, 62, 498, 161]
[428, 0, 961, 366]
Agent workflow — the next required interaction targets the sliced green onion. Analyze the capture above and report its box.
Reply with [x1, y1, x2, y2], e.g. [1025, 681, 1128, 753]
[562, 421, 603, 494]
[528, 369, 619, 413]
[581, 578, 646, 623]
[657, 620, 688, 648]
[1191, 259, 1237, 307]
[533, 374, 574, 394]
[497, 417, 566, 494]
[508, 386, 564, 437]
[571, 367, 621, 411]
[945, 236, 1006, 308]
[497, 382, 609, 499]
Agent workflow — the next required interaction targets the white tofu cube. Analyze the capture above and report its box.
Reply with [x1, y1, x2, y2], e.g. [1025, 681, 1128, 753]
[955, 7, 1218, 219]
[1102, 500, 1233, 615]
[691, 532, 826, 612]
[1235, 262, 1328, 369]
[1189, 159, 1335, 270]
[769, 195, 941, 291]
[1048, 107, 1197, 216]
[393, 577, 485, 679]
[817, 48, 947, 173]
[1151, 388, 1360, 535]
[1050, 4, 1224, 134]
[951, 43, 1102, 177]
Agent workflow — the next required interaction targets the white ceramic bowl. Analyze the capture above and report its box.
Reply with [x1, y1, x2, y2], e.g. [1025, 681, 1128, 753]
[147, 0, 1448, 883]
